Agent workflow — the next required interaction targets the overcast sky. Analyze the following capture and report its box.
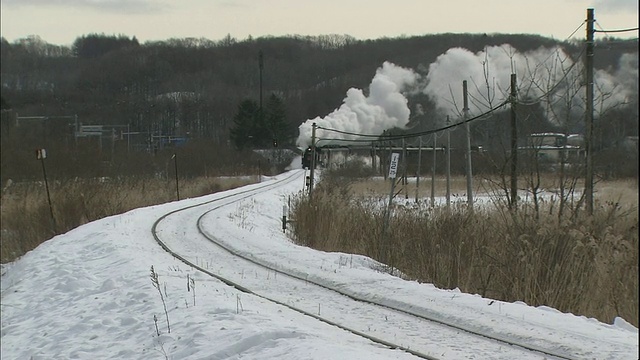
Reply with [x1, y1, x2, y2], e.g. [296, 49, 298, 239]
[1, 0, 638, 46]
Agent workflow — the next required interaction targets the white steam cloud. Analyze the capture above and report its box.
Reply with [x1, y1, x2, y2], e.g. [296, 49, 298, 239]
[296, 61, 418, 149]
[297, 45, 637, 146]
[423, 44, 636, 126]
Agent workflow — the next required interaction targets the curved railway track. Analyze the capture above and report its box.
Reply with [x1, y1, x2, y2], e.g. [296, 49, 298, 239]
[152, 170, 580, 360]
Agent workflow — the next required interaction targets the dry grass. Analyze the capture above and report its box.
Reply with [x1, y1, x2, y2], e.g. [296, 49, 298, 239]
[290, 170, 639, 327]
[350, 173, 592, 199]
[0, 175, 257, 263]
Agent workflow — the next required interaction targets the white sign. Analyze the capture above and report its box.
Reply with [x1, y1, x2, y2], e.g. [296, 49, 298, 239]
[388, 152, 400, 179]
[36, 148, 47, 159]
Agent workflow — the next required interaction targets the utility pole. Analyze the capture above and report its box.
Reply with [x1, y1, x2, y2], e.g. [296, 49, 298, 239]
[309, 123, 317, 199]
[259, 50, 264, 112]
[382, 152, 400, 267]
[127, 123, 130, 153]
[371, 142, 377, 174]
[415, 137, 422, 203]
[463, 80, 474, 209]
[431, 133, 436, 207]
[446, 116, 451, 208]
[402, 138, 408, 199]
[510, 73, 518, 210]
[258, 50, 266, 147]
[585, 8, 595, 215]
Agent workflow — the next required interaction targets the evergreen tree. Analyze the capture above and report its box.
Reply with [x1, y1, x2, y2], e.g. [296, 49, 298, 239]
[230, 99, 260, 150]
[265, 93, 293, 147]
[230, 94, 293, 149]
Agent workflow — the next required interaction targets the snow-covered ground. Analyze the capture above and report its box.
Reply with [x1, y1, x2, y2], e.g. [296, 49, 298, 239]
[1, 166, 638, 359]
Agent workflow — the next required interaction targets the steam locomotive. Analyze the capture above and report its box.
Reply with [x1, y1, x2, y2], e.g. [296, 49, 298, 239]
[301, 146, 322, 169]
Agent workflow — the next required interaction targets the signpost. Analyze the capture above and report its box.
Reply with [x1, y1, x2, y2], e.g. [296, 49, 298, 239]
[36, 148, 56, 233]
[171, 153, 179, 201]
[381, 152, 400, 268]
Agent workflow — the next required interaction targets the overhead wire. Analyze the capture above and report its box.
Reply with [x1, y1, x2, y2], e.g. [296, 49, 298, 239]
[316, 99, 509, 143]
[594, 24, 639, 34]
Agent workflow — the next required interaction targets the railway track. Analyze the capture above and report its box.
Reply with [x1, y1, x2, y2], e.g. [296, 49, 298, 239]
[151, 170, 581, 360]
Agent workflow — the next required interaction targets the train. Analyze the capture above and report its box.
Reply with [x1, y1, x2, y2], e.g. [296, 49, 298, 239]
[301, 146, 322, 169]
[302, 133, 589, 173]
[301, 145, 379, 170]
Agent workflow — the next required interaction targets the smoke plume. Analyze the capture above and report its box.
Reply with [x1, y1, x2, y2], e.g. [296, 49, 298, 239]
[296, 61, 418, 149]
[297, 45, 636, 147]
[423, 44, 636, 127]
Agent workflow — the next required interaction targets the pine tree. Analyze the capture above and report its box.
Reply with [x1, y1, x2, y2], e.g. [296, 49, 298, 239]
[229, 99, 260, 149]
[230, 94, 293, 149]
[265, 94, 294, 147]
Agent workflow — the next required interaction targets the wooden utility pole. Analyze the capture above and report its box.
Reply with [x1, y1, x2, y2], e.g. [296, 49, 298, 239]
[371, 142, 377, 173]
[585, 8, 595, 215]
[259, 50, 264, 111]
[446, 116, 451, 208]
[463, 81, 474, 209]
[402, 138, 408, 199]
[382, 152, 400, 267]
[309, 123, 317, 199]
[415, 137, 422, 203]
[431, 133, 436, 207]
[510, 73, 518, 210]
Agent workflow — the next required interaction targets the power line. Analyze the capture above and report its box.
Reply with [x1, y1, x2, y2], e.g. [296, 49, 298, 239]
[594, 25, 639, 34]
[316, 99, 509, 143]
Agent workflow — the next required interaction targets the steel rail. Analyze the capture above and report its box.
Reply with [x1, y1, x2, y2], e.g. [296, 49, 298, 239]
[153, 170, 576, 360]
[152, 171, 439, 359]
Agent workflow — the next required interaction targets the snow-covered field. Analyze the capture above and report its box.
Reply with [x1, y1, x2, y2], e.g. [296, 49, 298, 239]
[1, 167, 637, 359]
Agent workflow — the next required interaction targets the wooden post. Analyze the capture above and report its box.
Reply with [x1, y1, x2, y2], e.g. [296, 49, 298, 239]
[585, 8, 595, 215]
[37, 149, 56, 233]
[415, 137, 422, 202]
[431, 133, 436, 207]
[510, 73, 518, 210]
[463, 80, 474, 209]
[446, 116, 451, 208]
[309, 123, 317, 199]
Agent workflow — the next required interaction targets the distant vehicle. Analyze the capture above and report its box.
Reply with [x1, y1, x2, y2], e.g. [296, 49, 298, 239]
[520, 133, 585, 166]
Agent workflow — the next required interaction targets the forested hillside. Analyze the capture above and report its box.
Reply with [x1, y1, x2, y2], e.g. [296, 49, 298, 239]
[1, 33, 638, 182]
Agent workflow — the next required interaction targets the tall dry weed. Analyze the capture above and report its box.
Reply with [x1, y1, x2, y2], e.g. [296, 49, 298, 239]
[290, 172, 639, 327]
[0, 176, 256, 263]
